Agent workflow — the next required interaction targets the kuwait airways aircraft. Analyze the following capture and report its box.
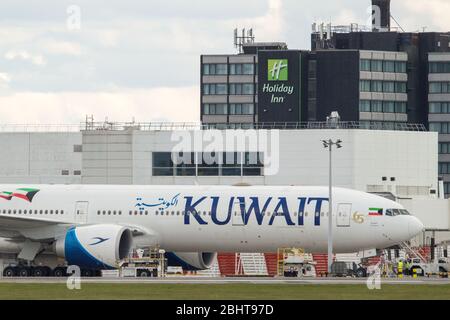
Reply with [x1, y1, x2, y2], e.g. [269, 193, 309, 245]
[0, 185, 424, 274]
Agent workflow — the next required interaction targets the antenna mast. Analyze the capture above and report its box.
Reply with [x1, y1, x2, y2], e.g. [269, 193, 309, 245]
[234, 28, 255, 53]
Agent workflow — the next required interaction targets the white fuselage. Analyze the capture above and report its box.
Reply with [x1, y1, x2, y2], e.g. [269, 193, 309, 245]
[0, 185, 424, 254]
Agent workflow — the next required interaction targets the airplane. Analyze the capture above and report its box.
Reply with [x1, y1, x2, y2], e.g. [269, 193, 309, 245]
[0, 184, 424, 277]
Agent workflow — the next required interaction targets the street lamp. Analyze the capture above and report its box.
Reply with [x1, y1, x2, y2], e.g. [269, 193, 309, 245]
[322, 139, 342, 275]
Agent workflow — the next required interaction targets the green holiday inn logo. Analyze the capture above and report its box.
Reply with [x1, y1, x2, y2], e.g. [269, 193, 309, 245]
[268, 59, 288, 81]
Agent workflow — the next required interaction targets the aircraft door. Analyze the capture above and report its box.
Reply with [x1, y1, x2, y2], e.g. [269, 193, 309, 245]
[336, 203, 351, 227]
[75, 201, 89, 224]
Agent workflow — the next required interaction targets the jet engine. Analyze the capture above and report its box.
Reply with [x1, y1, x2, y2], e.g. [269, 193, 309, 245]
[54, 224, 133, 270]
[167, 252, 217, 270]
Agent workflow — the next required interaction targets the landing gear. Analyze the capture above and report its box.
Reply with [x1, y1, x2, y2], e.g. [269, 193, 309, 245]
[18, 267, 31, 277]
[31, 267, 48, 277]
[3, 266, 17, 277]
[52, 267, 67, 277]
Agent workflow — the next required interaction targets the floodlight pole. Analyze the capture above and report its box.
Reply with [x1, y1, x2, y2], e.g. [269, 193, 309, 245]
[328, 140, 333, 276]
[322, 139, 342, 275]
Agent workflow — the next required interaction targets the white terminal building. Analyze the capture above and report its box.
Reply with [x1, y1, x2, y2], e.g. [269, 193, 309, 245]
[0, 122, 448, 246]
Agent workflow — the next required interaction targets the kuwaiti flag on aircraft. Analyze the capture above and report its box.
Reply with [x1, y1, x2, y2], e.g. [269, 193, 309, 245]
[10, 188, 40, 202]
[369, 208, 383, 216]
[0, 191, 13, 200]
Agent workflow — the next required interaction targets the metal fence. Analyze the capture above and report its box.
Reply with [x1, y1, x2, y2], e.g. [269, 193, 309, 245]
[0, 122, 427, 132]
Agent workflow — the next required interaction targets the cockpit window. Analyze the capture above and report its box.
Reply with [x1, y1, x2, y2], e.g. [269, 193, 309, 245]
[385, 209, 410, 216]
[400, 209, 410, 215]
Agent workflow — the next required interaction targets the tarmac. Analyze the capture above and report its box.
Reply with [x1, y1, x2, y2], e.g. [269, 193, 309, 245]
[0, 276, 449, 285]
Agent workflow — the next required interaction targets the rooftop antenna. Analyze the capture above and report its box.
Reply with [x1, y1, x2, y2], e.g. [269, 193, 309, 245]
[390, 14, 405, 32]
[234, 28, 255, 53]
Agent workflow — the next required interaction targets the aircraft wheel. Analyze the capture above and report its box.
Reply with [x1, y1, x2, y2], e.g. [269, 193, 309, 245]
[18, 267, 31, 277]
[32, 267, 46, 277]
[81, 269, 94, 277]
[3, 266, 17, 277]
[52, 267, 67, 277]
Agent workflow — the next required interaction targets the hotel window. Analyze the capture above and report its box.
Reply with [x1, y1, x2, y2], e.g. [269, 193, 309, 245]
[229, 83, 254, 95]
[371, 60, 383, 72]
[359, 100, 371, 112]
[430, 122, 450, 134]
[383, 81, 395, 93]
[395, 102, 407, 113]
[360, 59, 371, 72]
[360, 80, 371, 92]
[230, 63, 254, 75]
[371, 80, 383, 92]
[395, 61, 407, 73]
[395, 82, 407, 93]
[203, 64, 227, 75]
[203, 84, 227, 95]
[230, 103, 254, 115]
[383, 61, 396, 73]
[429, 82, 450, 94]
[430, 102, 450, 114]
[371, 101, 383, 113]
[439, 143, 450, 154]
[383, 101, 395, 113]
[430, 62, 450, 73]
[203, 104, 227, 115]
[439, 163, 450, 174]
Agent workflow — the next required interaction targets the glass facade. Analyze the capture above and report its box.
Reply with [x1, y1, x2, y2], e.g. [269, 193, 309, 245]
[360, 59, 407, 73]
[429, 82, 450, 94]
[152, 152, 263, 177]
[230, 103, 254, 115]
[229, 83, 254, 95]
[203, 84, 228, 95]
[359, 100, 407, 113]
[430, 102, 450, 113]
[360, 80, 407, 93]
[429, 62, 450, 73]
[230, 63, 255, 75]
[430, 122, 450, 134]
[439, 143, 450, 154]
[203, 104, 227, 115]
[203, 64, 227, 75]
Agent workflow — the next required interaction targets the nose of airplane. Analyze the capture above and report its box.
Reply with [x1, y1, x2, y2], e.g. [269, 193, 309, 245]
[408, 217, 425, 238]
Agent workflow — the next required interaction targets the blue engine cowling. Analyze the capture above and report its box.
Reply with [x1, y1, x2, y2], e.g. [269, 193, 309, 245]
[166, 252, 217, 271]
[54, 224, 133, 270]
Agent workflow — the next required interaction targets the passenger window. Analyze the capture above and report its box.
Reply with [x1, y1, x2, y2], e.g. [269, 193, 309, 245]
[55, 210, 59, 215]
[18, 210, 22, 214]
[13, 210, 16, 214]
[50, 210, 53, 215]
[61, 210, 64, 215]
[45, 210, 48, 214]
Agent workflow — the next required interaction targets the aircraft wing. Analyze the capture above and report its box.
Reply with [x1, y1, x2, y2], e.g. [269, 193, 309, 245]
[0, 214, 152, 240]
[0, 214, 73, 240]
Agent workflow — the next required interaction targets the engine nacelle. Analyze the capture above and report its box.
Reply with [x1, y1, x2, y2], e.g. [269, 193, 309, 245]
[54, 224, 133, 270]
[167, 252, 217, 270]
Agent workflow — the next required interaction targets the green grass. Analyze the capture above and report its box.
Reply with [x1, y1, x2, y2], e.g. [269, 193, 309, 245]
[0, 283, 449, 300]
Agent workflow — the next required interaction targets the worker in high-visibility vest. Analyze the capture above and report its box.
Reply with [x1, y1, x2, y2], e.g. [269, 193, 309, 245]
[398, 260, 404, 278]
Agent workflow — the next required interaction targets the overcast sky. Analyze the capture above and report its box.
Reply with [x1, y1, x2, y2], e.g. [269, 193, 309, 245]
[0, 0, 449, 124]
